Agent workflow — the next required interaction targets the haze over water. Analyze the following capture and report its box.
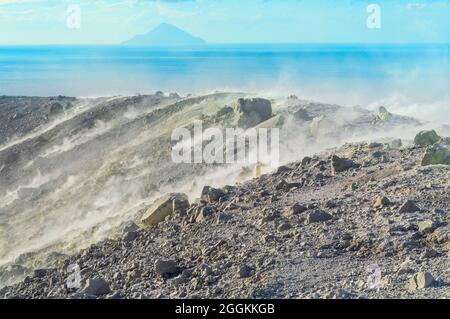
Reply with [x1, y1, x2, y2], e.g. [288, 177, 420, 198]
[1, 44, 449, 123]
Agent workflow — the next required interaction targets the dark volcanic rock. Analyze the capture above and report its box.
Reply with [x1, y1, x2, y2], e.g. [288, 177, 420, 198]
[84, 278, 111, 296]
[234, 98, 273, 128]
[330, 155, 358, 175]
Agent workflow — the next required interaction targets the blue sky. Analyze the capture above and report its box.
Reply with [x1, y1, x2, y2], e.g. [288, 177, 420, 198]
[0, 0, 449, 44]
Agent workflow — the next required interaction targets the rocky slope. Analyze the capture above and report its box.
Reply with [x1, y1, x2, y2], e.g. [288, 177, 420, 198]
[0, 92, 449, 298]
[1, 130, 449, 299]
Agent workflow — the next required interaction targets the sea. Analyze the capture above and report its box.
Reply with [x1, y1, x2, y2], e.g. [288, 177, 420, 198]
[0, 44, 449, 122]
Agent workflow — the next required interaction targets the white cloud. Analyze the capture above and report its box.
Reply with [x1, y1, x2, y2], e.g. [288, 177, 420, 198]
[0, 0, 37, 4]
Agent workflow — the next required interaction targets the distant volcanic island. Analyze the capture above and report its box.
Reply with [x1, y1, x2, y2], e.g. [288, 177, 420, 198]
[122, 23, 206, 46]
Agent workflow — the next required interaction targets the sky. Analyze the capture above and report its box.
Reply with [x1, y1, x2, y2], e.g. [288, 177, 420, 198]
[0, 0, 449, 45]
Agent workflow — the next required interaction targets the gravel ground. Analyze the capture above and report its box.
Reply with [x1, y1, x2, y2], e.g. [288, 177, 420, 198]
[1, 138, 448, 299]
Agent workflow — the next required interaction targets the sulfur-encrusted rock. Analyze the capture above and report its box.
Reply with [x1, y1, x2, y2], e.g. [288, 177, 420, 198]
[372, 106, 393, 124]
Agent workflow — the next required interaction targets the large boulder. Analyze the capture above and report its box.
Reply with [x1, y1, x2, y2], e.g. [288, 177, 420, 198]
[234, 98, 273, 128]
[421, 144, 450, 166]
[141, 193, 189, 227]
[414, 130, 441, 147]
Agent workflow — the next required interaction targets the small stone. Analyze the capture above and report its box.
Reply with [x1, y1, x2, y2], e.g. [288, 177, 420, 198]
[154, 259, 178, 276]
[417, 220, 439, 234]
[330, 155, 358, 175]
[260, 213, 279, 224]
[70, 292, 92, 299]
[397, 266, 414, 276]
[170, 275, 187, 287]
[201, 186, 226, 203]
[121, 221, 139, 234]
[368, 142, 383, 149]
[305, 210, 332, 225]
[122, 231, 138, 242]
[238, 265, 253, 279]
[387, 139, 402, 149]
[126, 269, 142, 281]
[276, 166, 291, 174]
[422, 249, 439, 259]
[33, 269, 48, 278]
[373, 196, 391, 209]
[407, 272, 435, 290]
[84, 278, 111, 296]
[301, 156, 313, 166]
[429, 226, 450, 244]
[106, 291, 123, 299]
[195, 205, 215, 222]
[201, 265, 213, 277]
[284, 203, 307, 216]
[278, 222, 292, 232]
[23, 276, 32, 284]
[263, 234, 276, 243]
[216, 213, 232, 224]
[371, 150, 384, 158]
[398, 200, 420, 214]
[274, 179, 301, 191]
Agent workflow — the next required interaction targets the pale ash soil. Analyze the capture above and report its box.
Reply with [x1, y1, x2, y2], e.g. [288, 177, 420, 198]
[1, 142, 449, 299]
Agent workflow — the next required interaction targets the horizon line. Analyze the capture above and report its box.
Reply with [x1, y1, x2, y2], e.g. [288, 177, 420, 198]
[1, 42, 450, 47]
